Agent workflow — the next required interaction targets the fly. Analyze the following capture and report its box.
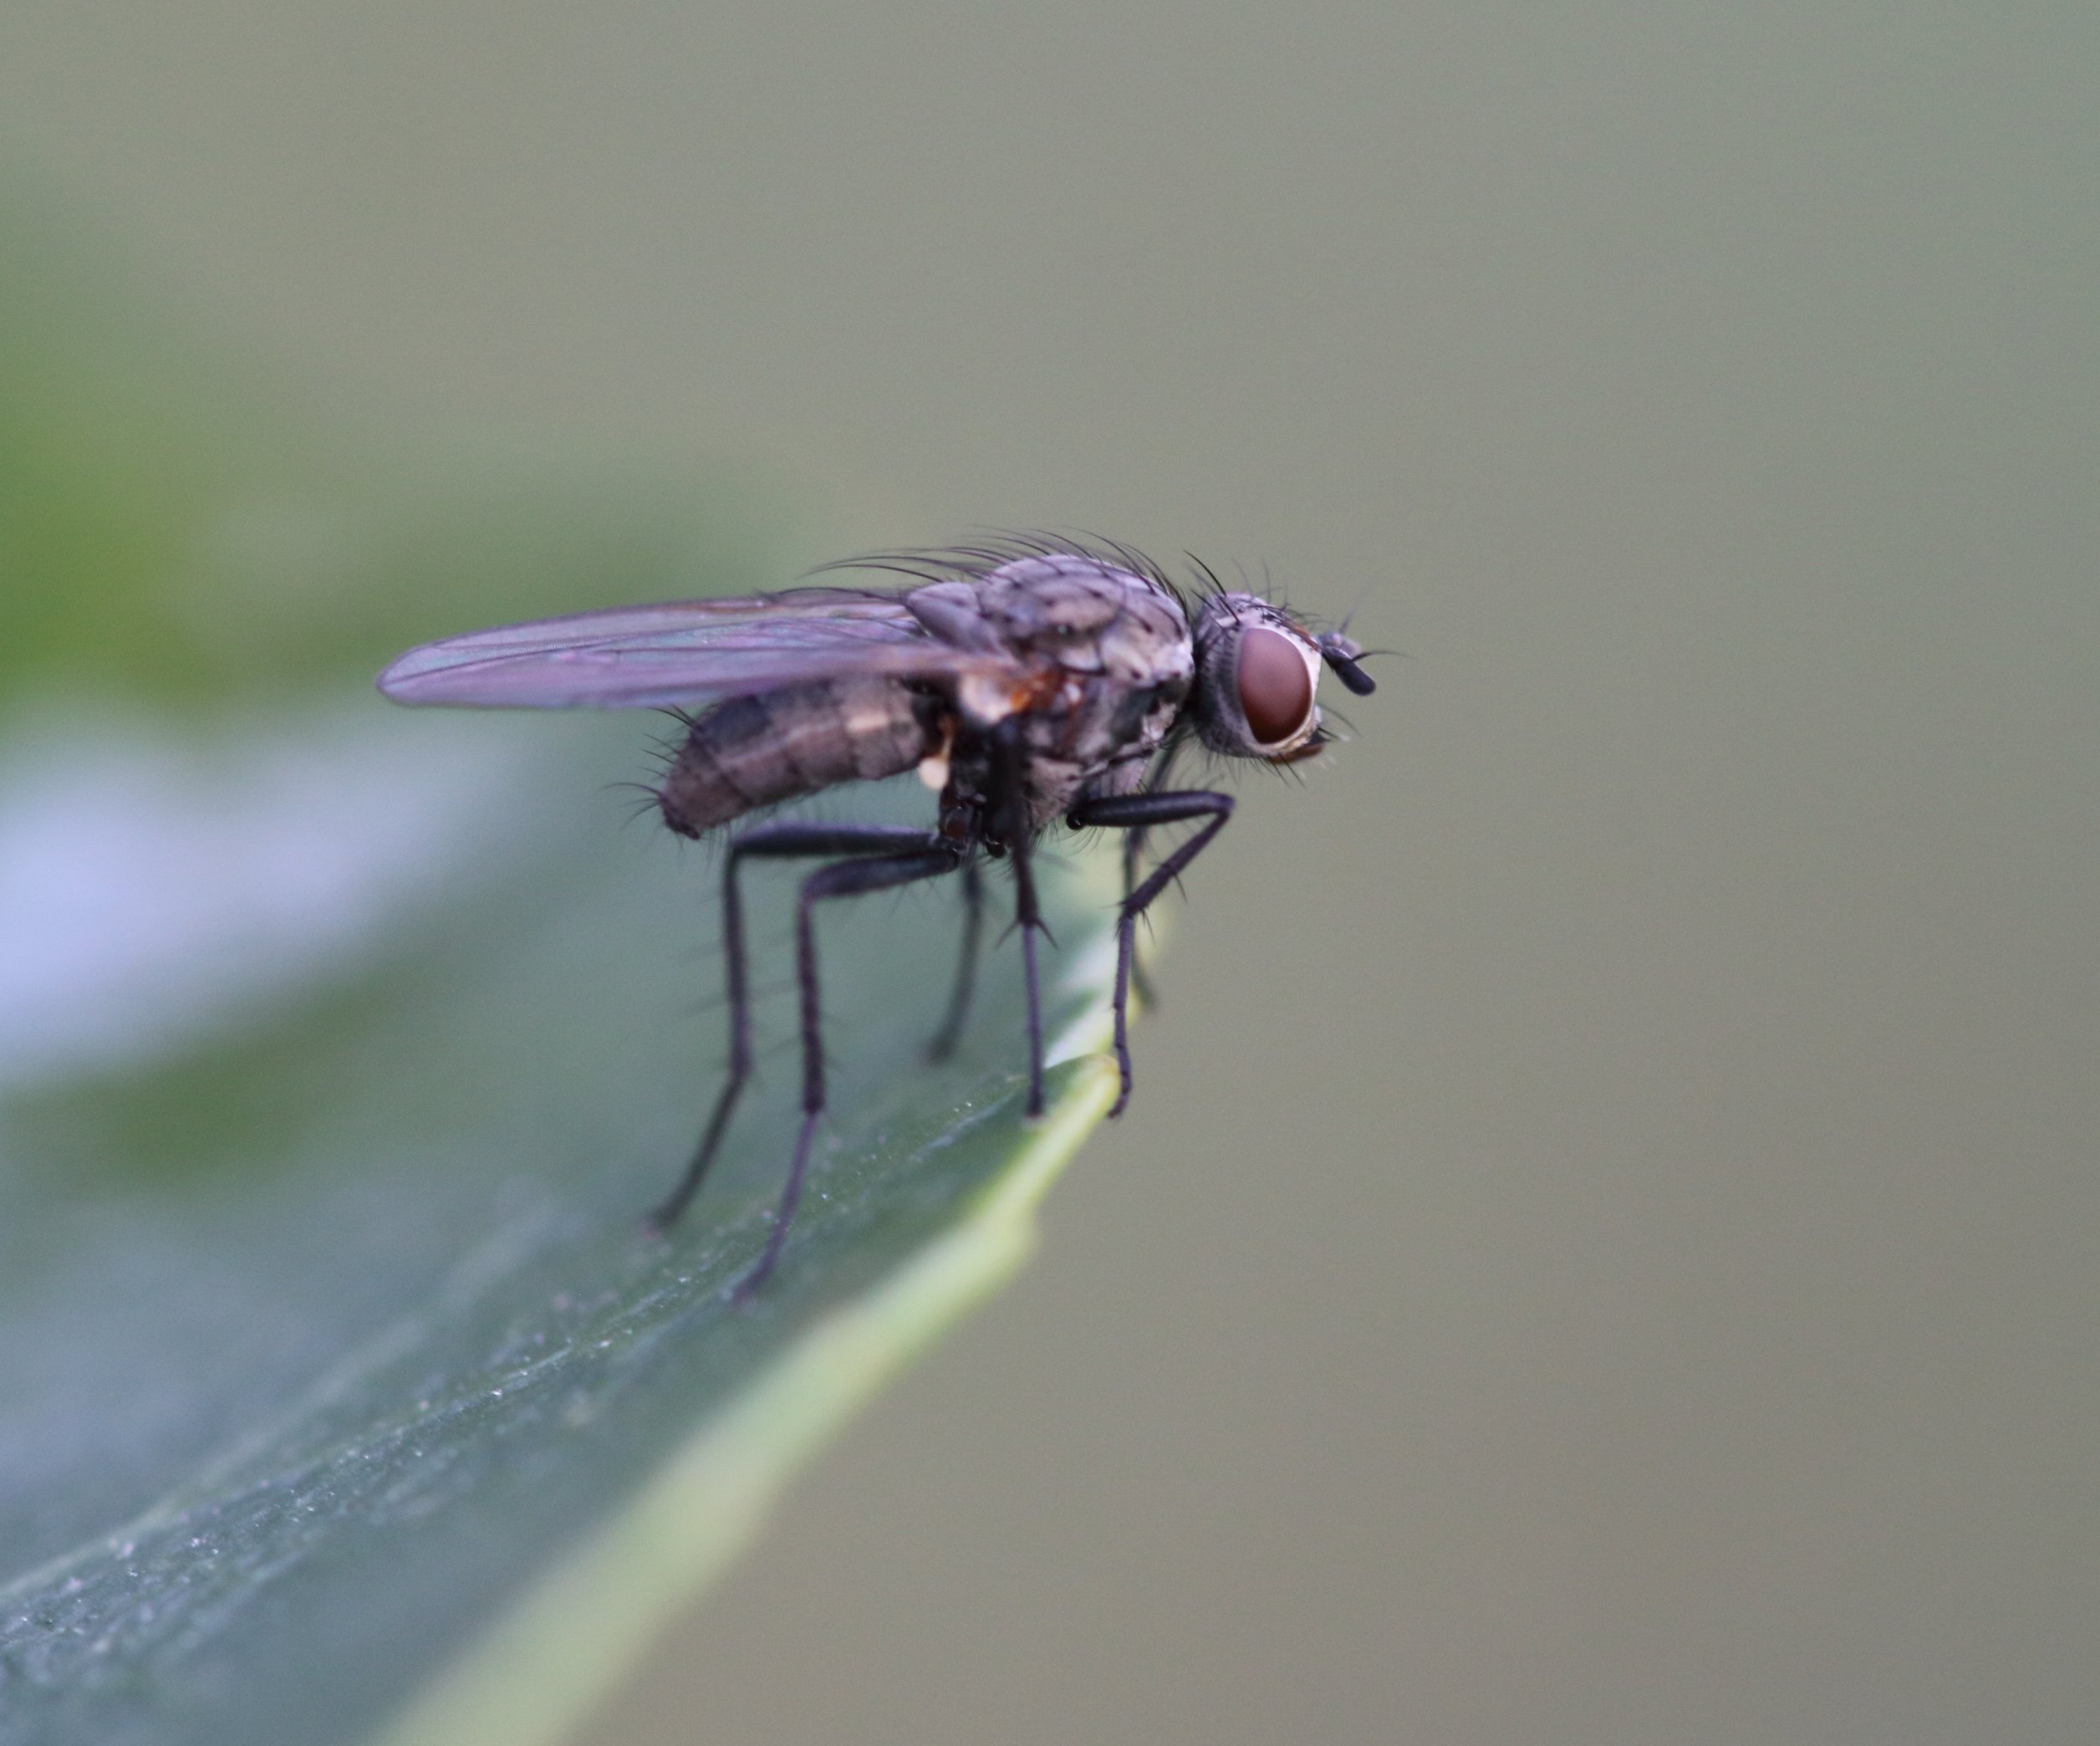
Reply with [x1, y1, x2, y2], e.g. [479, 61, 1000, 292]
[378, 535, 1378, 1298]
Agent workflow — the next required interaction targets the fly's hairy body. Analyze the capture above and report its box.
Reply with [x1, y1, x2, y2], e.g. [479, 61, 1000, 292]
[377, 535, 1376, 1297]
[660, 554, 1197, 845]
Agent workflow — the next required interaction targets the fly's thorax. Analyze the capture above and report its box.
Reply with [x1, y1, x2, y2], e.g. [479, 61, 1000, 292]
[658, 675, 937, 837]
[1189, 592, 1328, 759]
[979, 553, 1190, 672]
[910, 554, 1193, 728]
[940, 666, 1194, 838]
[1038, 671, 1179, 818]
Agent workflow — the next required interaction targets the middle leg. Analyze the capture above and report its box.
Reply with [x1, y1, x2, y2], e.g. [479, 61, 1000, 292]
[925, 852, 984, 1064]
[1007, 828, 1047, 1119]
[986, 720, 1051, 1119]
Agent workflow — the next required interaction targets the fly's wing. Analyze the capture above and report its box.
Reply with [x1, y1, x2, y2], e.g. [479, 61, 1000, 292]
[376, 589, 1011, 710]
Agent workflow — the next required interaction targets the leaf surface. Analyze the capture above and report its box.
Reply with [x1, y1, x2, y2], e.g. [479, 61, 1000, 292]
[0, 182, 1124, 1746]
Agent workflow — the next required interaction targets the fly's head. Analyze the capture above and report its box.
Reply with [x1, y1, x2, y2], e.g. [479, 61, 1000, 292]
[1187, 593, 1376, 763]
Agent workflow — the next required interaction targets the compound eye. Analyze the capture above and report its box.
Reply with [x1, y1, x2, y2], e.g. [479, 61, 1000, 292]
[1237, 625, 1314, 748]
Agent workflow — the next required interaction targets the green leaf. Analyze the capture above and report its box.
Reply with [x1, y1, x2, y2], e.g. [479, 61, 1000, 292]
[0, 181, 1125, 1745]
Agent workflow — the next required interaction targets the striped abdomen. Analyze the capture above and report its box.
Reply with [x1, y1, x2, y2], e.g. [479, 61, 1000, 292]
[658, 676, 936, 838]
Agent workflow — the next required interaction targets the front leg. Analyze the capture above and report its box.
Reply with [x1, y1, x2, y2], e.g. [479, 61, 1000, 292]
[1118, 740, 1184, 1011]
[1120, 824, 1158, 1011]
[1066, 790, 1236, 1116]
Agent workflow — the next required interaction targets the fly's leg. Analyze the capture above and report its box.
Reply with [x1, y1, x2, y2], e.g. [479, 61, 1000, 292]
[733, 842, 963, 1301]
[925, 853, 983, 1064]
[1120, 825, 1158, 1011]
[1065, 791, 1236, 1116]
[987, 722, 1051, 1119]
[646, 822, 951, 1236]
[1118, 741, 1182, 1010]
[1009, 830, 1047, 1118]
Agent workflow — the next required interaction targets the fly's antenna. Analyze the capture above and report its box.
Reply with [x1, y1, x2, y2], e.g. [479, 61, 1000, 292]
[1316, 631, 1380, 697]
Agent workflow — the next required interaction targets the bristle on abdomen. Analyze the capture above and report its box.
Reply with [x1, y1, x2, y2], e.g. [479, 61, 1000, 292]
[658, 676, 936, 837]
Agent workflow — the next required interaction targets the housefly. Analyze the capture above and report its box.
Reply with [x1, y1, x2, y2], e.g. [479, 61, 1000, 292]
[378, 536, 1376, 1297]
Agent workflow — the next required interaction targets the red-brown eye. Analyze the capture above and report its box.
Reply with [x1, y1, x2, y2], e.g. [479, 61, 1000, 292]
[1236, 625, 1313, 747]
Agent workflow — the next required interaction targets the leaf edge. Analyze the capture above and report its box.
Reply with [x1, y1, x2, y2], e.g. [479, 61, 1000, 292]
[370, 1034, 1123, 1746]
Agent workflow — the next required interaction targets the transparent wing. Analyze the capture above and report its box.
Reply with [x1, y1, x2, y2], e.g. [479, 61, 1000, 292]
[375, 588, 1008, 710]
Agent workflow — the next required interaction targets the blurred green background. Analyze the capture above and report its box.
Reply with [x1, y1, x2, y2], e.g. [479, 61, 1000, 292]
[3, 3, 2094, 1743]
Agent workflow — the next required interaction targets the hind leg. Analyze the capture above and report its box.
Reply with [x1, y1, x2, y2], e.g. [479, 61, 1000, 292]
[731, 841, 963, 1299]
[647, 822, 954, 1234]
